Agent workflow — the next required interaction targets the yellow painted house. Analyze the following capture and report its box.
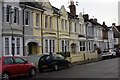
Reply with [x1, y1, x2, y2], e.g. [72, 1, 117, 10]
[40, 2, 58, 54]
[58, 5, 70, 53]
[29, 1, 98, 63]
[32, 8, 43, 55]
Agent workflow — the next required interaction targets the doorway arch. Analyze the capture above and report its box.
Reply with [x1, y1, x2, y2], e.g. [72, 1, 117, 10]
[71, 43, 77, 53]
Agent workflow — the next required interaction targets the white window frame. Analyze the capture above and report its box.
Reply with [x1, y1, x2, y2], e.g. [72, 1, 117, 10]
[14, 7, 19, 24]
[61, 40, 69, 52]
[25, 10, 30, 26]
[36, 13, 39, 27]
[45, 39, 55, 53]
[3, 37, 22, 56]
[79, 41, 85, 51]
[45, 15, 48, 28]
[6, 5, 11, 23]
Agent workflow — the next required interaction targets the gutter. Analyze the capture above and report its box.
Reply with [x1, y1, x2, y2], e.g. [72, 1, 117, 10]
[20, 4, 44, 12]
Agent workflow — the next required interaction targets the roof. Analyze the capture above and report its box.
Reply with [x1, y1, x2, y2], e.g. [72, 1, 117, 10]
[20, 2, 44, 10]
[113, 26, 120, 38]
[52, 6, 59, 14]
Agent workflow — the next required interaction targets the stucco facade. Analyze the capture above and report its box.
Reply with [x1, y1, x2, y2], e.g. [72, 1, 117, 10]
[2, 2, 23, 56]
[0, 1, 2, 57]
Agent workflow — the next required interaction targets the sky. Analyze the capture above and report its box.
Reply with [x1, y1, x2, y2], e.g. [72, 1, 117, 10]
[49, 0, 120, 26]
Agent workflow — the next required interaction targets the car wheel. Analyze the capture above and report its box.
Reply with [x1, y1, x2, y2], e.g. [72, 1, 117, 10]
[54, 65, 58, 71]
[2, 73, 10, 80]
[29, 68, 36, 76]
[38, 68, 43, 72]
[67, 63, 71, 68]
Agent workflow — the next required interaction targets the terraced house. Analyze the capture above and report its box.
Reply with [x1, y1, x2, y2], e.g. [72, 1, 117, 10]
[0, 0, 104, 63]
[1, 1, 23, 56]
[20, 2, 44, 56]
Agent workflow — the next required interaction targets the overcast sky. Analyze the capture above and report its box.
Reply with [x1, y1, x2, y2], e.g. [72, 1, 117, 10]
[49, 0, 119, 26]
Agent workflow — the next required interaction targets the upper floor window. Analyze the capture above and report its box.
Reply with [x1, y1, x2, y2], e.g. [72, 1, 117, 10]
[61, 19, 64, 30]
[80, 24, 81, 33]
[6, 5, 11, 22]
[69, 21, 72, 32]
[75, 23, 77, 32]
[36, 13, 39, 27]
[14, 7, 19, 24]
[25, 10, 30, 25]
[65, 20, 67, 31]
[50, 17, 52, 28]
[45, 16, 48, 28]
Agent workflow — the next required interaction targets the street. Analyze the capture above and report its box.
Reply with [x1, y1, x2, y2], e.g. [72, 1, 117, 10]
[18, 58, 120, 80]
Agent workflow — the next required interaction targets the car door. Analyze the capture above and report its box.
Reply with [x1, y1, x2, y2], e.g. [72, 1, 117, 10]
[54, 54, 65, 68]
[58, 55, 67, 67]
[14, 57, 29, 75]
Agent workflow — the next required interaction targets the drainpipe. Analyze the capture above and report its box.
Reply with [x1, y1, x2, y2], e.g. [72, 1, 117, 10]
[1, 1, 3, 57]
[41, 11, 44, 54]
[57, 14, 60, 52]
[22, 5, 26, 56]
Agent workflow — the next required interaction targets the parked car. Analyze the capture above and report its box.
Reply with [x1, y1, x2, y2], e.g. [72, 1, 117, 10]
[0, 56, 36, 80]
[101, 49, 116, 59]
[116, 50, 120, 57]
[38, 54, 71, 72]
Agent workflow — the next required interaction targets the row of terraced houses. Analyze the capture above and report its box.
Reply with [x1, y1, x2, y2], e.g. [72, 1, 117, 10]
[0, 0, 119, 62]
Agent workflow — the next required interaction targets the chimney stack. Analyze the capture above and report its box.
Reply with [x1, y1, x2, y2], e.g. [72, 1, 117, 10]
[69, 0, 76, 17]
[93, 18, 97, 23]
[112, 23, 116, 26]
[83, 14, 89, 21]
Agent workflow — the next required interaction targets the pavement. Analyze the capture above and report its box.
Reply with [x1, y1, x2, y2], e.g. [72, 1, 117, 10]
[72, 58, 102, 66]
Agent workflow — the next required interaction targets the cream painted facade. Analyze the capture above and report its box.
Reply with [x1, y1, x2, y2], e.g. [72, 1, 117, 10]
[22, 1, 98, 62]
[58, 6, 70, 52]
[69, 13, 86, 54]
[41, 2, 58, 54]
[32, 9, 42, 55]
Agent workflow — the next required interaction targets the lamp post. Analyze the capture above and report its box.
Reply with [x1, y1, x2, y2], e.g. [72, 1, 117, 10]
[9, 10, 15, 56]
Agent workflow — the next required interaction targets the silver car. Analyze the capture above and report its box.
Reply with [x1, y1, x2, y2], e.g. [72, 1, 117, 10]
[102, 50, 116, 59]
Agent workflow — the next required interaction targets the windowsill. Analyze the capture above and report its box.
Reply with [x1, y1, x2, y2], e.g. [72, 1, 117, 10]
[6, 22, 10, 24]
[25, 25, 29, 26]
[14, 23, 19, 25]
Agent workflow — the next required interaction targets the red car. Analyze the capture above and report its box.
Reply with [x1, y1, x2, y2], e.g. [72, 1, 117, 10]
[0, 56, 36, 80]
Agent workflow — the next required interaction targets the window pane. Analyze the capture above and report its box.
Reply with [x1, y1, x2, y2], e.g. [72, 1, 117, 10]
[62, 40, 64, 52]
[53, 40, 55, 52]
[14, 58, 25, 64]
[6, 5, 11, 22]
[50, 17, 52, 28]
[25, 11, 29, 25]
[45, 16, 48, 28]
[36, 13, 39, 26]
[45, 40, 48, 53]
[4, 58, 14, 64]
[5, 38, 9, 55]
[14, 7, 19, 24]
[17, 38, 20, 55]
